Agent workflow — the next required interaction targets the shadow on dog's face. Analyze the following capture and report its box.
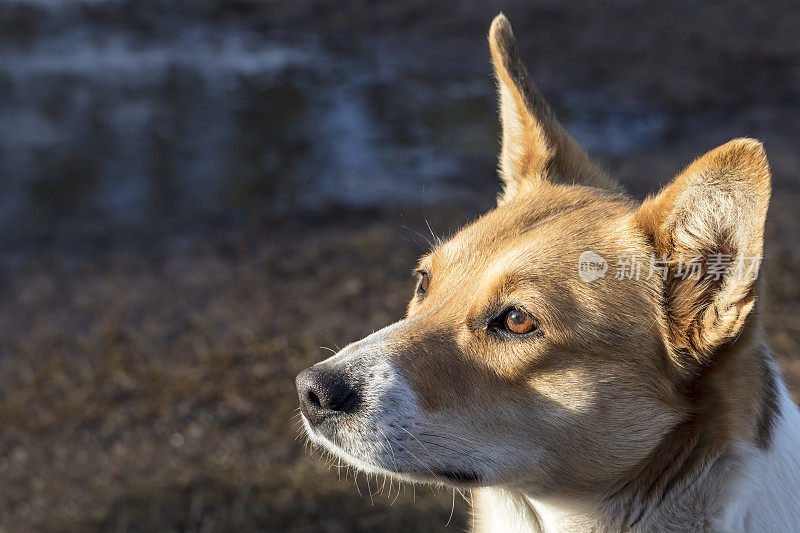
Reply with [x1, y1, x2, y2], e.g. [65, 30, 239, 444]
[298, 185, 676, 492]
[296, 14, 770, 496]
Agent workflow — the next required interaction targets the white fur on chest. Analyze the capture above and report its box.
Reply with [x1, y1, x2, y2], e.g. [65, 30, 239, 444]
[473, 388, 800, 533]
[735, 387, 800, 531]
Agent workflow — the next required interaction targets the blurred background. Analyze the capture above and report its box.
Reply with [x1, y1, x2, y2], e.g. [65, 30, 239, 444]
[1, 0, 799, 531]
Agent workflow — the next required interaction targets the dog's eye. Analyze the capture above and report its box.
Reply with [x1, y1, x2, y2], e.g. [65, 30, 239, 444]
[503, 308, 537, 335]
[416, 271, 430, 296]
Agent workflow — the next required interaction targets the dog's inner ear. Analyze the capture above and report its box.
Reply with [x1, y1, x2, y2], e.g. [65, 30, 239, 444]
[636, 138, 771, 364]
[488, 14, 615, 203]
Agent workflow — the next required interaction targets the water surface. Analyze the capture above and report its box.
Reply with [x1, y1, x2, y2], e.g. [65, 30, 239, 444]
[0, 0, 668, 241]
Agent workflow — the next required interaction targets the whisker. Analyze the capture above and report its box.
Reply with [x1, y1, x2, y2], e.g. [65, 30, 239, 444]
[417, 431, 477, 446]
[377, 427, 399, 472]
[396, 438, 439, 477]
[470, 490, 476, 531]
[415, 438, 463, 455]
[321, 334, 341, 352]
[398, 223, 434, 250]
[390, 480, 400, 505]
[398, 427, 450, 473]
[445, 487, 456, 527]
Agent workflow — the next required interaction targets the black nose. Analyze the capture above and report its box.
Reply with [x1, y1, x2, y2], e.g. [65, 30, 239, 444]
[296, 366, 360, 425]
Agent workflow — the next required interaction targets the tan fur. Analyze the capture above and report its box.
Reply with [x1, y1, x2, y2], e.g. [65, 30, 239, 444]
[299, 13, 789, 532]
[488, 14, 618, 201]
[390, 16, 774, 495]
[637, 138, 770, 363]
[400, 183, 683, 491]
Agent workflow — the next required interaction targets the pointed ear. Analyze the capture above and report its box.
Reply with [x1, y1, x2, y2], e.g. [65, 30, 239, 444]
[488, 14, 615, 203]
[636, 138, 771, 363]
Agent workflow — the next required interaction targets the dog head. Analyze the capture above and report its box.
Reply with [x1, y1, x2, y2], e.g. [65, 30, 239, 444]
[296, 14, 771, 496]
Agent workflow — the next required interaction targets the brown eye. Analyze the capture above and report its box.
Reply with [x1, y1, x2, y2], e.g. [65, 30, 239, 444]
[504, 308, 536, 334]
[416, 271, 430, 295]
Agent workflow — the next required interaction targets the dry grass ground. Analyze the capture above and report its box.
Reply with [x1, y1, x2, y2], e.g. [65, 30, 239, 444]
[0, 207, 474, 532]
[0, 192, 798, 531]
[2, 1, 800, 530]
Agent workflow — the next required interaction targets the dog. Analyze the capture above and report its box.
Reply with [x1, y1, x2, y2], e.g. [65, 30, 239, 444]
[296, 14, 800, 532]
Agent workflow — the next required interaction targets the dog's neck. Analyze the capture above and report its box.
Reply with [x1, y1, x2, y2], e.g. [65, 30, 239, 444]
[476, 442, 753, 532]
[473, 357, 800, 532]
